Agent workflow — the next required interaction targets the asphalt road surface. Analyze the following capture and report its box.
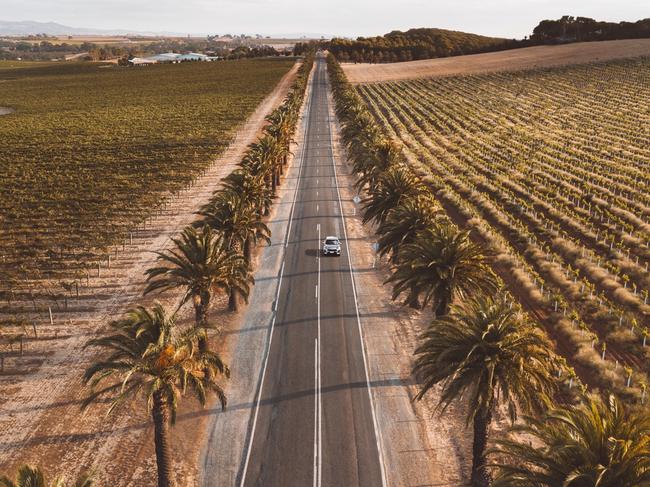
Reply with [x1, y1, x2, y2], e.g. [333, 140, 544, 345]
[239, 54, 386, 487]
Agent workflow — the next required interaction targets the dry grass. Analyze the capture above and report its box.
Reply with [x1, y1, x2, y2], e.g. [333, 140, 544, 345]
[342, 39, 650, 83]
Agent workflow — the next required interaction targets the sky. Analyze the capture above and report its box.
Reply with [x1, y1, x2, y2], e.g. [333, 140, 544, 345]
[2, 0, 648, 38]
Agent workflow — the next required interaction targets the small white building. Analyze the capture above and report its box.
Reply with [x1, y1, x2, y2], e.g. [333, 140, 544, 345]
[129, 57, 158, 65]
[128, 52, 219, 65]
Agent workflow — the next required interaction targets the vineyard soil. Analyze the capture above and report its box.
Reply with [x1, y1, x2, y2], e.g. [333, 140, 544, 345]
[0, 62, 299, 486]
[343, 38, 650, 82]
[355, 56, 650, 402]
[0, 58, 295, 300]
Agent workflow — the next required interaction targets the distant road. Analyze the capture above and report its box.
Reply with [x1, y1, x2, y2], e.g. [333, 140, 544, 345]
[237, 53, 386, 486]
[342, 38, 650, 83]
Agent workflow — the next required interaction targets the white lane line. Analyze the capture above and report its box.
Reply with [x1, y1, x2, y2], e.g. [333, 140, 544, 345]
[316, 204, 319, 213]
[284, 78, 313, 248]
[326, 83, 389, 487]
[317, 221, 322, 487]
[239, 262, 284, 486]
[313, 339, 318, 487]
[239, 63, 314, 487]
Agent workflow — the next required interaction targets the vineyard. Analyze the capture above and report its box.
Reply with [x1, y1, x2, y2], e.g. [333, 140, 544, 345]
[0, 58, 294, 320]
[355, 57, 650, 401]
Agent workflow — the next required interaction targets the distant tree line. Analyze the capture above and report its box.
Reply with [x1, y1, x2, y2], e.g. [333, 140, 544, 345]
[320, 28, 519, 63]
[531, 16, 650, 43]
[0, 37, 291, 61]
[309, 16, 650, 64]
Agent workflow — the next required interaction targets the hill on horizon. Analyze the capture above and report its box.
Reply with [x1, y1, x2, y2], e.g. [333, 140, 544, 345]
[328, 27, 511, 63]
[0, 19, 329, 39]
[0, 19, 148, 36]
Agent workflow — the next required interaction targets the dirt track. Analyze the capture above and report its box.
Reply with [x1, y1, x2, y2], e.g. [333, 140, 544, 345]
[342, 39, 650, 83]
[0, 62, 299, 485]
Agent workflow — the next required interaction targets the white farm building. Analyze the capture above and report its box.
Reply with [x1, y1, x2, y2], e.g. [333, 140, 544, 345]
[129, 52, 220, 65]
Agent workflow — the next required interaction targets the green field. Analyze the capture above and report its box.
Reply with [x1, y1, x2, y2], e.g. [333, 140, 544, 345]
[0, 58, 294, 291]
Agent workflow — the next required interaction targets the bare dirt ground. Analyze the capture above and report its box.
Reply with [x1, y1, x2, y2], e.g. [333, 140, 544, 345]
[0, 62, 299, 486]
[326, 84, 473, 485]
[342, 38, 650, 83]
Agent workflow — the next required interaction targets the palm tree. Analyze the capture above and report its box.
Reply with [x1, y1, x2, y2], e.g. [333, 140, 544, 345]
[83, 303, 229, 487]
[362, 165, 423, 226]
[413, 295, 558, 487]
[144, 225, 251, 347]
[221, 168, 273, 218]
[490, 395, 650, 487]
[197, 191, 269, 309]
[257, 135, 282, 191]
[265, 106, 295, 171]
[387, 223, 498, 316]
[242, 135, 281, 194]
[376, 194, 441, 263]
[354, 138, 403, 193]
[0, 465, 93, 487]
[199, 190, 271, 263]
[338, 108, 381, 170]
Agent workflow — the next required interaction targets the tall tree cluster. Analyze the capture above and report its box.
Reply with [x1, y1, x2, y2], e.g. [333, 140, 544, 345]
[532, 16, 650, 44]
[326, 28, 514, 64]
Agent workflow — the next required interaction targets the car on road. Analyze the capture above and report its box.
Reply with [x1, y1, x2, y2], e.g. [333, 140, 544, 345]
[322, 236, 341, 256]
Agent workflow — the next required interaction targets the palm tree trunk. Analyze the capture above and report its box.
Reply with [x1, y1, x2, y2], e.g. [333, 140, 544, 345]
[243, 238, 252, 264]
[434, 295, 450, 318]
[152, 391, 175, 487]
[271, 170, 277, 193]
[471, 406, 492, 487]
[228, 290, 238, 312]
[194, 300, 209, 353]
[193, 298, 214, 381]
[406, 290, 420, 309]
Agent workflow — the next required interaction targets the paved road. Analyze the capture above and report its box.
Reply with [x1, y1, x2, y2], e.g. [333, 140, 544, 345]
[239, 54, 386, 487]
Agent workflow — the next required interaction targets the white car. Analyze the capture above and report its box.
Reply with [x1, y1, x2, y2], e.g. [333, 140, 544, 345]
[322, 236, 341, 256]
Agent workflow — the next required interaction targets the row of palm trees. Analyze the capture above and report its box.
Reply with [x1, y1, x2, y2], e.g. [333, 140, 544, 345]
[327, 53, 650, 486]
[0, 54, 316, 487]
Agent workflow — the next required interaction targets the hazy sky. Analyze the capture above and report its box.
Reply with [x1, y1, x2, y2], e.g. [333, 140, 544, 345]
[2, 0, 648, 38]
